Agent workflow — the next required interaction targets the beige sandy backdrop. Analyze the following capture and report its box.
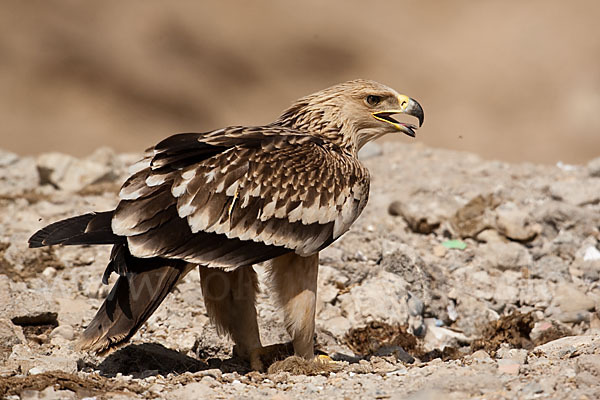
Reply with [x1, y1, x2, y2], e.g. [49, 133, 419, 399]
[1, 1, 599, 164]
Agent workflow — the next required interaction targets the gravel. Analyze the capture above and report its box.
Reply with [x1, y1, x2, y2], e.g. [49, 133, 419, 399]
[1, 142, 599, 399]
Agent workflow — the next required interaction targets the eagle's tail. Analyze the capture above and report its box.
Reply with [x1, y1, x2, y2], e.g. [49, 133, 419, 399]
[28, 211, 120, 248]
[29, 212, 193, 354]
[78, 245, 193, 354]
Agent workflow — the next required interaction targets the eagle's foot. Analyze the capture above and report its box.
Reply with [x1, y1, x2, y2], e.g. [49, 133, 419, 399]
[247, 342, 294, 371]
[314, 354, 338, 364]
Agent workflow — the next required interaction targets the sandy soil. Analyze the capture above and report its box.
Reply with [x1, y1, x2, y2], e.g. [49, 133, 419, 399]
[0, 141, 599, 399]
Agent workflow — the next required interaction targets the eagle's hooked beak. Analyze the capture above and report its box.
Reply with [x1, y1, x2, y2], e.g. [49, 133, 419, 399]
[372, 95, 424, 137]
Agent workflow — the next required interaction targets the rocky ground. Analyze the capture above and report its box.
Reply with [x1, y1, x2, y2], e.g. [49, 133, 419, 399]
[0, 142, 599, 399]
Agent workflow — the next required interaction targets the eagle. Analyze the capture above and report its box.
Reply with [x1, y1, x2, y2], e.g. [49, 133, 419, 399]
[29, 79, 424, 370]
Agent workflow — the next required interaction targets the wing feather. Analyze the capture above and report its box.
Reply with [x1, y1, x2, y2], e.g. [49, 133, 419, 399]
[111, 127, 370, 266]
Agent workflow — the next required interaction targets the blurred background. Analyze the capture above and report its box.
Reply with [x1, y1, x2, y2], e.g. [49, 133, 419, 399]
[1, 0, 599, 164]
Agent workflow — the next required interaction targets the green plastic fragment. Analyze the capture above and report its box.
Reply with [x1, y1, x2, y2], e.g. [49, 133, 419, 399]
[441, 240, 467, 250]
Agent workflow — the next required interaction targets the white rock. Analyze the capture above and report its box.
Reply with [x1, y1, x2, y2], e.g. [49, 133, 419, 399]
[533, 335, 600, 359]
[321, 316, 352, 338]
[480, 241, 532, 271]
[0, 319, 26, 361]
[494, 202, 540, 241]
[0, 275, 59, 325]
[37, 152, 113, 192]
[0, 156, 39, 195]
[0, 149, 19, 167]
[28, 367, 44, 375]
[50, 325, 75, 341]
[337, 270, 409, 327]
[555, 283, 596, 313]
[583, 246, 600, 261]
[42, 267, 57, 278]
[423, 319, 470, 350]
[550, 179, 600, 206]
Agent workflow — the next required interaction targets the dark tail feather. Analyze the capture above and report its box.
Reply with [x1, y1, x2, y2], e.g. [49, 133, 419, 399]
[29, 211, 120, 248]
[78, 251, 193, 355]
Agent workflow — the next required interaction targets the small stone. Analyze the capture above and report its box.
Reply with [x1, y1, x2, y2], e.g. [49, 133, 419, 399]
[0, 319, 26, 361]
[0, 156, 39, 196]
[407, 293, 424, 316]
[432, 244, 447, 258]
[370, 356, 397, 373]
[148, 383, 164, 394]
[42, 267, 57, 278]
[475, 228, 504, 243]
[28, 367, 44, 375]
[469, 350, 492, 361]
[0, 149, 19, 167]
[480, 241, 532, 271]
[0, 276, 59, 325]
[550, 179, 600, 206]
[423, 319, 470, 350]
[193, 368, 223, 380]
[522, 382, 544, 395]
[322, 316, 351, 337]
[50, 325, 74, 341]
[554, 283, 595, 314]
[388, 200, 441, 234]
[337, 270, 409, 327]
[494, 202, 540, 241]
[497, 359, 520, 375]
[319, 284, 338, 304]
[37, 152, 113, 192]
[533, 335, 599, 359]
[319, 247, 343, 265]
[497, 348, 527, 364]
[450, 193, 500, 238]
[583, 245, 600, 261]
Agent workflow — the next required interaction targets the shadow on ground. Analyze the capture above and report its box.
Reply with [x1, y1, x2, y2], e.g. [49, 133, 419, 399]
[95, 343, 208, 377]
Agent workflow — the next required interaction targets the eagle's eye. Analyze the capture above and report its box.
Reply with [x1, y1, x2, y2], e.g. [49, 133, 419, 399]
[366, 95, 381, 107]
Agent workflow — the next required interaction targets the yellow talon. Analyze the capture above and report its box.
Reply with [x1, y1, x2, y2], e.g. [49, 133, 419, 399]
[315, 354, 341, 365]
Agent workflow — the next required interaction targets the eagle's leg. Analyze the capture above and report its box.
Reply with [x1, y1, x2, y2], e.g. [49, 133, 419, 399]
[199, 265, 263, 370]
[269, 252, 319, 360]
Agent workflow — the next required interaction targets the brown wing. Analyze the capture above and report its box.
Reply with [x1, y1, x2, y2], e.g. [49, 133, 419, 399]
[111, 127, 370, 268]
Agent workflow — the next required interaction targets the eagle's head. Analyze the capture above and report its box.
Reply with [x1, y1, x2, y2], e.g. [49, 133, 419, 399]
[277, 79, 424, 152]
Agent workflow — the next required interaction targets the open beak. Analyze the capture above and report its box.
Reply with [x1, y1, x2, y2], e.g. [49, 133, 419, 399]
[372, 96, 424, 138]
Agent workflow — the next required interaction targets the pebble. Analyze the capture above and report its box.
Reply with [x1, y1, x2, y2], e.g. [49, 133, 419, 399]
[388, 200, 441, 234]
[193, 368, 223, 380]
[549, 179, 600, 206]
[494, 202, 541, 241]
[2, 143, 600, 399]
[554, 283, 595, 315]
[433, 244, 447, 258]
[337, 270, 410, 326]
[469, 350, 492, 361]
[480, 241, 532, 271]
[497, 359, 520, 375]
[37, 152, 113, 192]
[42, 267, 57, 278]
[0, 275, 59, 325]
[533, 335, 599, 359]
[50, 325, 74, 341]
